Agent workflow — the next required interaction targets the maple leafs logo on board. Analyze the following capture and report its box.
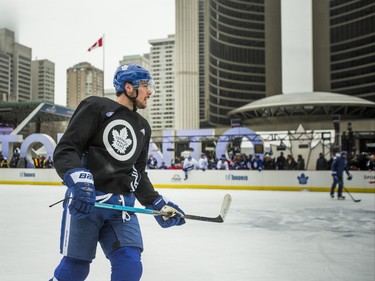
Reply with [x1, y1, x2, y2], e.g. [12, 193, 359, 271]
[297, 173, 309, 185]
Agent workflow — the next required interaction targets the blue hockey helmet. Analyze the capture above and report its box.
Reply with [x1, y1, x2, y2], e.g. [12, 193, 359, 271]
[340, 150, 348, 156]
[113, 64, 153, 94]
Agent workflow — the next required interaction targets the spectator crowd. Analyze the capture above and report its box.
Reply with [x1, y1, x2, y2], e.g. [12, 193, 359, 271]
[0, 148, 54, 169]
[145, 151, 375, 172]
[1, 150, 374, 172]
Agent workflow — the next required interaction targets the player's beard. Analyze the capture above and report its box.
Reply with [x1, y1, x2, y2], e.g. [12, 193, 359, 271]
[136, 98, 148, 109]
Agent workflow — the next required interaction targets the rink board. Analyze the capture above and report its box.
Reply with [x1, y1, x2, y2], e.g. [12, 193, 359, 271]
[0, 169, 373, 192]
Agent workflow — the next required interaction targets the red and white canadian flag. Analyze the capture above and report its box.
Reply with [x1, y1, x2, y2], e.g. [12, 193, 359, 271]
[87, 36, 103, 52]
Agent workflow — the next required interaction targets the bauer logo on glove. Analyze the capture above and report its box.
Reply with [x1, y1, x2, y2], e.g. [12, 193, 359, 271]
[63, 168, 96, 219]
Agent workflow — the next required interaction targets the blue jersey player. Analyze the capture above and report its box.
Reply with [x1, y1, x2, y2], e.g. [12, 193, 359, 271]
[330, 150, 352, 199]
[49, 64, 185, 281]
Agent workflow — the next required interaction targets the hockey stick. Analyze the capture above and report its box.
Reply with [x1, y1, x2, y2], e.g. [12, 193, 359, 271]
[95, 194, 232, 223]
[343, 187, 361, 203]
[335, 178, 361, 203]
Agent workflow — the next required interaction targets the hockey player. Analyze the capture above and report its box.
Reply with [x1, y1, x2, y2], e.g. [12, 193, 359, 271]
[198, 153, 209, 171]
[217, 157, 229, 170]
[330, 150, 352, 199]
[182, 155, 199, 180]
[251, 154, 263, 171]
[49, 64, 185, 281]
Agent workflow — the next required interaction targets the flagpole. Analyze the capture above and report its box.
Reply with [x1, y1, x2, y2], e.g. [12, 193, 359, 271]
[102, 33, 105, 97]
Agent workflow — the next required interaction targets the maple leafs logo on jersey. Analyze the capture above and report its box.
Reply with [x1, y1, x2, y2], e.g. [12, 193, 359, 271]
[111, 127, 133, 154]
[103, 120, 137, 161]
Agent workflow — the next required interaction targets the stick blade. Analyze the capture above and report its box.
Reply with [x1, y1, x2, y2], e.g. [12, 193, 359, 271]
[182, 194, 232, 223]
[183, 214, 224, 223]
[219, 194, 232, 221]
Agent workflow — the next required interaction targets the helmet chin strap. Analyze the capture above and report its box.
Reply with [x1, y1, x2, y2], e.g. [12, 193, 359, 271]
[124, 89, 139, 111]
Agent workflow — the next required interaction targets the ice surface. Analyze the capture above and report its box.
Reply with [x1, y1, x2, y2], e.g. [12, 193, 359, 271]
[0, 185, 374, 281]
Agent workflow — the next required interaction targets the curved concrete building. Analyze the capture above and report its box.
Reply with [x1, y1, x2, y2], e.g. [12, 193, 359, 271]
[206, 0, 282, 127]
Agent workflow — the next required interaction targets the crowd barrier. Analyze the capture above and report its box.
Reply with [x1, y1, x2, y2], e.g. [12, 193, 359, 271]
[0, 169, 373, 193]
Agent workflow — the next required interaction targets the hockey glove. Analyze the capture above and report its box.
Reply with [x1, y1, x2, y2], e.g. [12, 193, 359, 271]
[147, 196, 186, 228]
[63, 168, 96, 219]
[347, 173, 353, 181]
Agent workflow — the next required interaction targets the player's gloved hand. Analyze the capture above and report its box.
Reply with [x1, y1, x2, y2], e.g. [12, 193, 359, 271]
[63, 168, 96, 219]
[347, 173, 353, 180]
[147, 196, 186, 228]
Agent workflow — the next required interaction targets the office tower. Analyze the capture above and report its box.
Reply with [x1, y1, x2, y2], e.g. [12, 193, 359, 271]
[66, 62, 103, 108]
[31, 59, 55, 103]
[119, 54, 150, 69]
[175, 0, 200, 129]
[204, 0, 282, 127]
[313, 0, 375, 102]
[148, 35, 176, 130]
[0, 28, 32, 102]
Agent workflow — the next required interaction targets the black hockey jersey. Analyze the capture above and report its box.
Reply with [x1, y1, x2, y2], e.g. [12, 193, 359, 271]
[54, 96, 159, 206]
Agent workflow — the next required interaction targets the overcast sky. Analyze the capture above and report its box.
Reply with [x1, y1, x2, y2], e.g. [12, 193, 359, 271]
[0, 0, 312, 106]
